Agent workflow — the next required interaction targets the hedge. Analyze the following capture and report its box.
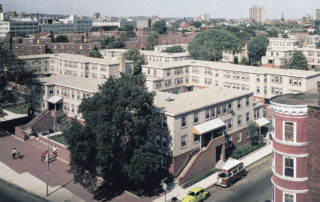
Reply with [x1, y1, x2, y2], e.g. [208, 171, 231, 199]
[230, 142, 266, 159]
[182, 168, 219, 188]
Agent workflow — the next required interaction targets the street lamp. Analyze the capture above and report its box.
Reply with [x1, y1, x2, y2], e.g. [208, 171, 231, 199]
[46, 133, 50, 196]
[161, 179, 167, 202]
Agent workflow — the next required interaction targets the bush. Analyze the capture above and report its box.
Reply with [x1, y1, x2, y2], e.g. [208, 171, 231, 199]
[230, 142, 266, 159]
[182, 168, 219, 188]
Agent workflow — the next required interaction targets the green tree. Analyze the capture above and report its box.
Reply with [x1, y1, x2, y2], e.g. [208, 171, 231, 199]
[64, 74, 171, 199]
[107, 38, 125, 49]
[152, 20, 167, 34]
[190, 21, 202, 28]
[248, 35, 269, 65]
[146, 33, 159, 50]
[233, 56, 239, 64]
[286, 51, 309, 70]
[188, 29, 242, 61]
[316, 42, 320, 49]
[240, 57, 249, 65]
[124, 48, 146, 75]
[89, 47, 103, 58]
[0, 43, 36, 117]
[247, 122, 259, 145]
[282, 33, 289, 38]
[55, 35, 69, 43]
[162, 45, 184, 53]
[267, 29, 279, 37]
[124, 30, 137, 38]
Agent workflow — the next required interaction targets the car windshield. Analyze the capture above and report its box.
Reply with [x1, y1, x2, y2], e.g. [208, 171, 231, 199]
[218, 171, 227, 178]
[188, 191, 195, 196]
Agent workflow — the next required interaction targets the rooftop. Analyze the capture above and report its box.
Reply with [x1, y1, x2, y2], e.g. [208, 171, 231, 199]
[154, 87, 253, 116]
[100, 49, 191, 57]
[37, 75, 106, 93]
[270, 88, 319, 107]
[143, 60, 320, 78]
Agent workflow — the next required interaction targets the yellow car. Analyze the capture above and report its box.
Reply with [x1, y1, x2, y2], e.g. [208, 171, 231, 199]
[182, 187, 210, 202]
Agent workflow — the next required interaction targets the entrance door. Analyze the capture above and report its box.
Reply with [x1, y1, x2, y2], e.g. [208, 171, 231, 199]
[216, 145, 223, 163]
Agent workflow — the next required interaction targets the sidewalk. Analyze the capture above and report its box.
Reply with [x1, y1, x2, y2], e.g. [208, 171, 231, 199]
[153, 142, 273, 202]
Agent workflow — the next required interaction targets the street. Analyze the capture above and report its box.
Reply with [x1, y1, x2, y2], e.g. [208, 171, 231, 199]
[0, 178, 48, 202]
[206, 154, 272, 202]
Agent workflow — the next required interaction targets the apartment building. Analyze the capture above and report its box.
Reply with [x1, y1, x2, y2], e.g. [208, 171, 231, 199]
[29, 75, 106, 121]
[40, 22, 74, 34]
[316, 8, 320, 21]
[100, 49, 192, 64]
[154, 87, 265, 183]
[270, 82, 320, 202]
[59, 15, 92, 33]
[262, 47, 320, 69]
[249, 5, 266, 24]
[142, 60, 320, 104]
[268, 38, 301, 50]
[19, 53, 133, 78]
[0, 19, 39, 37]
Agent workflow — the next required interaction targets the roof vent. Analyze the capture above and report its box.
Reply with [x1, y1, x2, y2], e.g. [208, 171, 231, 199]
[165, 97, 175, 102]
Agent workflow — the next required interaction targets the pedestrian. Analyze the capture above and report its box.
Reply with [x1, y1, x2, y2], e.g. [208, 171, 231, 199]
[53, 146, 57, 157]
[44, 150, 48, 162]
[12, 148, 16, 159]
[41, 151, 46, 162]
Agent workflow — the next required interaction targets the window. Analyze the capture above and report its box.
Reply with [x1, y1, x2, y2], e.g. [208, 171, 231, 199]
[284, 193, 294, 202]
[223, 104, 227, 114]
[217, 106, 222, 116]
[284, 158, 294, 177]
[237, 115, 242, 125]
[194, 112, 199, 124]
[226, 119, 233, 129]
[237, 133, 242, 142]
[162, 136, 167, 148]
[228, 102, 232, 110]
[205, 109, 210, 119]
[246, 97, 250, 106]
[256, 86, 260, 94]
[181, 135, 187, 148]
[194, 134, 200, 143]
[284, 122, 294, 142]
[211, 107, 216, 118]
[181, 116, 187, 128]
[156, 135, 161, 146]
[237, 99, 242, 109]
[226, 136, 233, 147]
[246, 112, 250, 122]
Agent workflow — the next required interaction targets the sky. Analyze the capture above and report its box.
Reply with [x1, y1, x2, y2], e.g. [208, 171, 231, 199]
[1, 0, 320, 19]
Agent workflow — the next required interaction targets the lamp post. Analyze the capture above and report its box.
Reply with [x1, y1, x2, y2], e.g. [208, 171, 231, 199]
[46, 133, 50, 196]
[161, 179, 167, 202]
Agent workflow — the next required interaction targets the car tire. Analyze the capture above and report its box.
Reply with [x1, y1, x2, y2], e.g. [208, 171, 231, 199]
[203, 192, 210, 201]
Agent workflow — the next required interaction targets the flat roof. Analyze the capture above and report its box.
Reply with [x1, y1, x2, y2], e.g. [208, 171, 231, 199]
[37, 75, 106, 93]
[19, 54, 54, 59]
[221, 159, 242, 171]
[154, 87, 253, 116]
[101, 49, 191, 57]
[143, 60, 320, 78]
[270, 88, 319, 107]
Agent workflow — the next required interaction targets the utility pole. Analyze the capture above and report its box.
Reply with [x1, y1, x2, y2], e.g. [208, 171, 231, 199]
[46, 133, 50, 196]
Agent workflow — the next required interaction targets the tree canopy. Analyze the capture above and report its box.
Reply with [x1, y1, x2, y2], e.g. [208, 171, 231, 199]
[188, 29, 242, 61]
[124, 48, 146, 75]
[64, 73, 171, 199]
[54, 35, 69, 43]
[0, 43, 36, 117]
[89, 47, 103, 58]
[286, 51, 309, 70]
[100, 37, 125, 49]
[146, 33, 159, 50]
[152, 20, 167, 34]
[124, 30, 137, 38]
[247, 35, 269, 65]
[162, 45, 184, 53]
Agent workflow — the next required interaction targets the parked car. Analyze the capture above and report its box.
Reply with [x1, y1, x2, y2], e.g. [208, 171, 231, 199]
[182, 186, 210, 202]
[216, 159, 247, 187]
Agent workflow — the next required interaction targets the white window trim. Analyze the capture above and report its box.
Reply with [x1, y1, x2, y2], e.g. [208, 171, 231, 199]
[282, 121, 296, 143]
[237, 132, 242, 142]
[283, 191, 296, 202]
[283, 157, 296, 179]
[205, 109, 210, 120]
[181, 135, 188, 149]
[181, 116, 187, 128]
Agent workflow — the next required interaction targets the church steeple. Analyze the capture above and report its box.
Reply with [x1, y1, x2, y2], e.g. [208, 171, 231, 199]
[281, 11, 285, 21]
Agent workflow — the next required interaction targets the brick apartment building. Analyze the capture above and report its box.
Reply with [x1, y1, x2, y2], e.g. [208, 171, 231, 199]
[270, 81, 320, 202]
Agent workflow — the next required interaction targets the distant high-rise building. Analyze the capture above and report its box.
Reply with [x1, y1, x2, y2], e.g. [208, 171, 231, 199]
[281, 11, 285, 21]
[301, 14, 313, 23]
[249, 5, 266, 24]
[316, 8, 320, 21]
[94, 12, 100, 19]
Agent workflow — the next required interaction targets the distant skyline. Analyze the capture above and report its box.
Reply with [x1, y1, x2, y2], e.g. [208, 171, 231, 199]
[2, 0, 320, 19]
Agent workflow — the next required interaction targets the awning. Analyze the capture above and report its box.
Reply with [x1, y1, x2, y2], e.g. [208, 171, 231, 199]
[255, 117, 270, 127]
[47, 96, 63, 104]
[193, 118, 225, 135]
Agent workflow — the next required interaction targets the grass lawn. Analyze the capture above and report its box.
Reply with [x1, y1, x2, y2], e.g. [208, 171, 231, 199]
[5, 103, 28, 114]
[50, 134, 67, 145]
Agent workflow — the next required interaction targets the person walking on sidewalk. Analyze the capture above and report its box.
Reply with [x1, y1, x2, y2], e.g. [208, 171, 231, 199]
[53, 146, 58, 157]
[12, 148, 17, 159]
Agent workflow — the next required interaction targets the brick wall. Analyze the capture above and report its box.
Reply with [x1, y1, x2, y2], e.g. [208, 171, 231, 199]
[307, 106, 320, 201]
[178, 135, 225, 185]
[31, 111, 53, 133]
[172, 148, 199, 176]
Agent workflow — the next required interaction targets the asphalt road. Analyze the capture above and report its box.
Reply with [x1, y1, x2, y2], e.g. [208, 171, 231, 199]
[0, 178, 48, 202]
[206, 154, 272, 202]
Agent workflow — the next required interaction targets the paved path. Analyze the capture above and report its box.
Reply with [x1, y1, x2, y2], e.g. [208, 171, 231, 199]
[0, 110, 28, 122]
[153, 142, 273, 202]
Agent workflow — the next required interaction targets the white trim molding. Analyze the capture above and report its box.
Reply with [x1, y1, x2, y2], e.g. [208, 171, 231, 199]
[273, 168, 308, 182]
[273, 148, 309, 158]
[272, 136, 308, 147]
[272, 178, 309, 194]
[270, 101, 308, 116]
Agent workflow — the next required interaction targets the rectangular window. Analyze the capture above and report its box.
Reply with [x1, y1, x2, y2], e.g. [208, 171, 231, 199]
[246, 97, 250, 106]
[181, 116, 187, 128]
[228, 102, 232, 110]
[284, 193, 294, 202]
[223, 104, 227, 114]
[205, 109, 210, 119]
[284, 122, 294, 142]
[237, 115, 242, 125]
[246, 112, 250, 122]
[226, 136, 233, 147]
[156, 135, 161, 146]
[211, 107, 216, 118]
[217, 106, 222, 116]
[284, 158, 294, 177]
[194, 112, 199, 124]
[237, 99, 242, 109]
[194, 134, 200, 143]
[227, 119, 233, 129]
[162, 136, 167, 148]
[181, 135, 187, 148]
[237, 133, 242, 142]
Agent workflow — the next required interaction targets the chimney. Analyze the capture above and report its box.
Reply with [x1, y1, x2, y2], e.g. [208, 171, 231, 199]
[318, 81, 320, 105]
